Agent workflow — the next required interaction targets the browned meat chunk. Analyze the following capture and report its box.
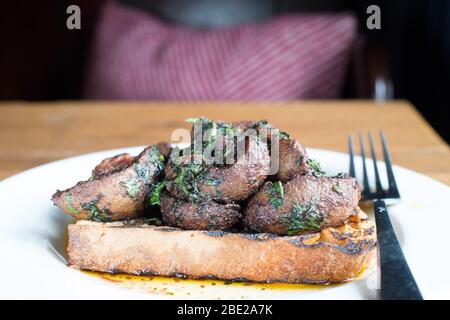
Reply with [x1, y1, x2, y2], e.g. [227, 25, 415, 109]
[244, 174, 361, 235]
[160, 192, 240, 230]
[165, 119, 270, 203]
[92, 153, 135, 179]
[91, 142, 170, 179]
[156, 141, 172, 158]
[52, 146, 165, 221]
[274, 138, 310, 182]
[235, 120, 310, 182]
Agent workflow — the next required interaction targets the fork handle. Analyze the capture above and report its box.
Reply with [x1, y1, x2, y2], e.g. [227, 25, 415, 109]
[374, 199, 423, 300]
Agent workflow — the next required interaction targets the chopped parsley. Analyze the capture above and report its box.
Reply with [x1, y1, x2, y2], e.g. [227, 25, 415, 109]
[266, 181, 284, 209]
[173, 162, 209, 203]
[167, 117, 239, 202]
[81, 199, 111, 222]
[124, 146, 165, 199]
[203, 119, 233, 154]
[284, 201, 324, 235]
[65, 193, 79, 215]
[307, 159, 326, 177]
[147, 146, 165, 173]
[204, 175, 223, 186]
[186, 117, 237, 162]
[120, 177, 140, 198]
[149, 181, 166, 206]
[134, 147, 165, 181]
[253, 120, 290, 139]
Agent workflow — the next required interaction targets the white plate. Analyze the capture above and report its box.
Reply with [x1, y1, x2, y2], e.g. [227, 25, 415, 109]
[0, 146, 449, 300]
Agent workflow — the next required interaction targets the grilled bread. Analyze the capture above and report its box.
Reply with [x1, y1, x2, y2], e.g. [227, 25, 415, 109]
[68, 209, 375, 284]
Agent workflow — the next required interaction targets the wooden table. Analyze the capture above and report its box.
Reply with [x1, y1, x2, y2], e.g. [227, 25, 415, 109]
[1, 101, 449, 185]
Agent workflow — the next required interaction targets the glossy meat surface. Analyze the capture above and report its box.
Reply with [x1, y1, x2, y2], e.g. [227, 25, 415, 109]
[274, 138, 310, 182]
[165, 135, 270, 203]
[244, 174, 361, 235]
[52, 146, 165, 221]
[92, 153, 135, 179]
[160, 192, 241, 230]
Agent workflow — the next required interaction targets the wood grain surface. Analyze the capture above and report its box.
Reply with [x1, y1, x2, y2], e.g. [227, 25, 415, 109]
[0, 100, 449, 185]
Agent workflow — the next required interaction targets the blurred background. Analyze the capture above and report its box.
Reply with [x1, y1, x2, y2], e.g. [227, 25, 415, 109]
[1, 0, 449, 141]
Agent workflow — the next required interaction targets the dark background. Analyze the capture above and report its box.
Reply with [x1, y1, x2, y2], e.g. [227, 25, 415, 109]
[1, 0, 449, 142]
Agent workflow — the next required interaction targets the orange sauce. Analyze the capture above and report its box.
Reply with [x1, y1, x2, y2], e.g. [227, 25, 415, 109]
[85, 270, 332, 289]
[82, 270, 360, 298]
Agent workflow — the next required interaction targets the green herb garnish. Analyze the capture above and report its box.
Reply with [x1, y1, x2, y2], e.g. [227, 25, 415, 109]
[88, 205, 103, 221]
[274, 181, 284, 197]
[204, 121, 233, 155]
[120, 177, 140, 198]
[204, 175, 223, 186]
[65, 193, 80, 215]
[267, 181, 284, 209]
[187, 117, 236, 162]
[126, 146, 166, 199]
[149, 181, 166, 206]
[81, 199, 111, 222]
[172, 162, 210, 202]
[307, 159, 326, 177]
[172, 118, 239, 202]
[285, 201, 324, 235]
[253, 120, 290, 139]
[148, 146, 165, 173]
[174, 167, 190, 196]
[134, 146, 165, 181]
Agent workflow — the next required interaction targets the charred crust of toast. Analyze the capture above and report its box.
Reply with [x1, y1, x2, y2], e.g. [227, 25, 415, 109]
[364, 226, 375, 236]
[339, 239, 377, 255]
[289, 238, 377, 255]
[330, 231, 354, 240]
[205, 230, 227, 237]
[201, 275, 330, 284]
[243, 233, 278, 241]
[156, 227, 181, 232]
[76, 266, 337, 284]
[204, 230, 295, 241]
[101, 268, 196, 279]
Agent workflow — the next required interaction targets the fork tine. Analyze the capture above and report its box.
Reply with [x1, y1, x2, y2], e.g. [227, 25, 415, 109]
[348, 134, 356, 178]
[368, 131, 384, 196]
[358, 133, 371, 200]
[380, 131, 400, 198]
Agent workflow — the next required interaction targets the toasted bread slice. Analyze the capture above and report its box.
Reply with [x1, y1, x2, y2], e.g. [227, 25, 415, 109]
[68, 209, 375, 284]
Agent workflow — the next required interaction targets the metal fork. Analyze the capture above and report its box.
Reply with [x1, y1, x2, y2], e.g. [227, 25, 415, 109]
[348, 131, 423, 300]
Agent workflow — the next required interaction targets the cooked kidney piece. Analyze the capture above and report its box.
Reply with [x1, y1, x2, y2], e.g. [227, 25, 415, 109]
[52, 146, 165, 221]
[244, 174, 361, 235]
[160, 192, 241, 230]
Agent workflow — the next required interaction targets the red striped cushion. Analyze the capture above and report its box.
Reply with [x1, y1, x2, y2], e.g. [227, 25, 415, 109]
[84, 2, 357, 100]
